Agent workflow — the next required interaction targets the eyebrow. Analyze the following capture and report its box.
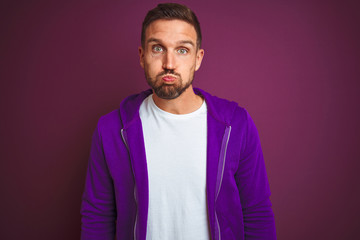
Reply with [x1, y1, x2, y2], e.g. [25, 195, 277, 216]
[177, 40, 195, 47]
[147, 38, 195, 47]
[147, 38, 161, 44]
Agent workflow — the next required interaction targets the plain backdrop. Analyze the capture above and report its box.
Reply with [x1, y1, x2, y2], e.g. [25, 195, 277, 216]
[1, 0, 359, 239]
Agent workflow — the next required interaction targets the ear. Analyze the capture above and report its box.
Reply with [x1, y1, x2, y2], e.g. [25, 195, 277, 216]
[195, 48, 205, 71]
[139, 46, 145, 69]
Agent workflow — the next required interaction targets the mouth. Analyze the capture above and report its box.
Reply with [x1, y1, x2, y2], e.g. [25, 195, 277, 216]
[161, 75, 177, 83]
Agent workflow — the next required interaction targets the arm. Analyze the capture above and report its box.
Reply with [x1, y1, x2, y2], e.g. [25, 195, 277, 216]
[235, 110, 276, 239]
[80, 121, 116, 240]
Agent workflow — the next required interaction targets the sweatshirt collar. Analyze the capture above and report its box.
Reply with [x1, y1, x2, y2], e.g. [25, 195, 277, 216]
[120, 88, 236, 129]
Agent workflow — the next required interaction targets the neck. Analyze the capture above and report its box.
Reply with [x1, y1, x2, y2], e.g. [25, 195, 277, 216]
[152, 86, 203, 114]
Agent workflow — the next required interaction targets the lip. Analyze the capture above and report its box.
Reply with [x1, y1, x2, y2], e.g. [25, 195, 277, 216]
[162, 75, 177, 82]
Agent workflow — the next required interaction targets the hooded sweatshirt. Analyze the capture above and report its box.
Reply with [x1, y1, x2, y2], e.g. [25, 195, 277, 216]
[80, 88, 276, 240]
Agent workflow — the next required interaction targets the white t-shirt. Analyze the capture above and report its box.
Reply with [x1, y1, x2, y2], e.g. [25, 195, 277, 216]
[139, 94, 210, 240]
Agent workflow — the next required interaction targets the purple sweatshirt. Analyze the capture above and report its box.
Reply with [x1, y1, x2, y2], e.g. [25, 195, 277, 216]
[80, 88, 276, 240]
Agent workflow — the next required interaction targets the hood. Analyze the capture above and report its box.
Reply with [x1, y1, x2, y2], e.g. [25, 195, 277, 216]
[119, 88, 239, 128]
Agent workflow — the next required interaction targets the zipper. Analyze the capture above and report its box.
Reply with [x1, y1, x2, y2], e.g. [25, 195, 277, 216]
[121, 128, 130, 151]
[121, 128, 138, 240]
[133, 185, 138, 240]
[215, 212, 221, 240]
[215, 125, 232, 240]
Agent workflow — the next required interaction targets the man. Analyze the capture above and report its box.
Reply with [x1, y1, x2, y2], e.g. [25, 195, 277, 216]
[81, 3, 276, 240]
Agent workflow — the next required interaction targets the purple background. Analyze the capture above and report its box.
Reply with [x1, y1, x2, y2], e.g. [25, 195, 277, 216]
[1, 0, 359, 239]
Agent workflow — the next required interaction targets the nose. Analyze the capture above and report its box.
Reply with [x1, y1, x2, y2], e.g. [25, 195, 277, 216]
[162, 51, 176, 70]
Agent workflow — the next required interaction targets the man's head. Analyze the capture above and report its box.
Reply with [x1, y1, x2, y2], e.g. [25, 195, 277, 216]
[141, 3, 202, 50]
[139, 3, 204, 100]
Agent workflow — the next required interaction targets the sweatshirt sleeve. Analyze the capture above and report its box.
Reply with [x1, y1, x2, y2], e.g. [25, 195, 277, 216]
[80, 120, 116, 240]
[235, 110, 276, 239]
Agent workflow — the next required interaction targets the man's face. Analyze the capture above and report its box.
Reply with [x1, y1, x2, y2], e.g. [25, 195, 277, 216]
[139, 19, 204, 99]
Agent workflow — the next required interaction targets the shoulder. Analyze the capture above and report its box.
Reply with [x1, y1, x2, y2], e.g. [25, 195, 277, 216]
[195, 88, 249, 125]
[96, 89, 153, 132]
[96, 109, 122, 134]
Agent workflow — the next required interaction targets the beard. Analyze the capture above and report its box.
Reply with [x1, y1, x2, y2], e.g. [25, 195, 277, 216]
[145, 69, 194, 100]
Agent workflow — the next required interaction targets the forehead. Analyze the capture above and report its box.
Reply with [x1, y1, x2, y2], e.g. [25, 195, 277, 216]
[145, 19, 197, 44]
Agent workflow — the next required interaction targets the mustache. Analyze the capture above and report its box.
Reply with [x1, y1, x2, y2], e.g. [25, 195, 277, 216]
[156, 69, 181, 78]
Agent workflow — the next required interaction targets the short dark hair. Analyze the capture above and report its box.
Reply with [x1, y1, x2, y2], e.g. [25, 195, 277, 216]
[141, 3, 202, 49]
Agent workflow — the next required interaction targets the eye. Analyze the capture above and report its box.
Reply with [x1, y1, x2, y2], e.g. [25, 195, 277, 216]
[177, 48, 188, 54]
[152, 46, 163, 52]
